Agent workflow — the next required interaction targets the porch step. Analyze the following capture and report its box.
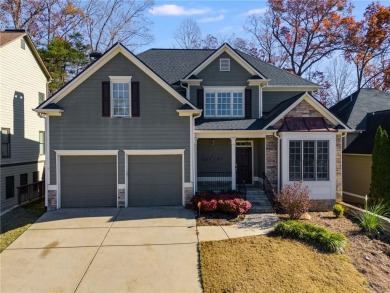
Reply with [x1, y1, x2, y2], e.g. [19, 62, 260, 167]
[244, 187, 275, 214]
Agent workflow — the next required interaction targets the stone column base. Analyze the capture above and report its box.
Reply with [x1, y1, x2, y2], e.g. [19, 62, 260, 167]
[184, 186, 194, 204]
[118, 189, 125, 207]
[47, 190, 57, 210]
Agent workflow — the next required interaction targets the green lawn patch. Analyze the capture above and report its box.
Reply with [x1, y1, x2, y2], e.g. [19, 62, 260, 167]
[273, 220, 347, 253]
[1, 199, 45, 253]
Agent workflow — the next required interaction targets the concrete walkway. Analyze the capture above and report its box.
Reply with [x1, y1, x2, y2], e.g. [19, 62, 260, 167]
[197, 213, 279, 242]
[0, 207, 202, 293]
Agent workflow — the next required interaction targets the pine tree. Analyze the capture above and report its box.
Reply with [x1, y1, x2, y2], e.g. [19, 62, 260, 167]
[370, 126, 390, 202]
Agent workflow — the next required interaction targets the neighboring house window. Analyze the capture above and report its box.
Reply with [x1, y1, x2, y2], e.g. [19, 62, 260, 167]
[1, 128, 11, 158]
[204, 88, 244, 118]
[109, 76, 132, 117]
[20, 173, 28, 194]
[21, 39, 25, 49]
[289, 140, 329, 181]
[38, 92, 45, 104]
[220, 58, 230, 71]
[6, 176, 14, 199]
[39, 131, 45, 155]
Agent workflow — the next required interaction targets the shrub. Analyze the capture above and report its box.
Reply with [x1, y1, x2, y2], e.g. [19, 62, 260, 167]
[190, 192, 251, 215]
[354, 200, 390, 237]
[273, 220, 347, 253]
[332, 204, 344, 218]
[275, 181, 310, 219]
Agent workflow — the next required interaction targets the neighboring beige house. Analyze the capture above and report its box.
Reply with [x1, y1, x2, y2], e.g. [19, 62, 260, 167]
[0, 29, 51, 211]
[342, 110, 390, 204]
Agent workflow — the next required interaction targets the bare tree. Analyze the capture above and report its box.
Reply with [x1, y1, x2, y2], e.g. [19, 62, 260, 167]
[326, 57, 356, 103]
[83, 0, 154, 52]
[244, 13, 288, 67]
[174, 18, 201, 49]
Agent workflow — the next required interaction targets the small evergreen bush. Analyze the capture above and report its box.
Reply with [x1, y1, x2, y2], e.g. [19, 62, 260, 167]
[273, 220, 347, 253]
[275, 181, 310, 219]
[332, 204, 344, 218]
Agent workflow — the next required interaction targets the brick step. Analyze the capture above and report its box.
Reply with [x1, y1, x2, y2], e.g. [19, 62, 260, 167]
[246, 197, 270, 202]
[249, 201, 273, 206]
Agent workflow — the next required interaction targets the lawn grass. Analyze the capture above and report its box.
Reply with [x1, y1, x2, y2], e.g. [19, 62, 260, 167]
[0, 199, 45, 253]
[199, 236, 371, 293]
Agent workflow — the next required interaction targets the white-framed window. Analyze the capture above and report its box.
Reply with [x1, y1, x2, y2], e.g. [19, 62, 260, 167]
[204, 87, 245, 118]
[289, 140, 329, 181]
[220, 58, 230, 71]
[109, 76, 132, 117]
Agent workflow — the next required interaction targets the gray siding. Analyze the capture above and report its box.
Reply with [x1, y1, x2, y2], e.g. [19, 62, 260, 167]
[197, 139, 231, 173]
[128, 155, 182, 206]
[263, 91, 303, 113]
[49, 53, 191, 185]
[61, 156, 117, 207]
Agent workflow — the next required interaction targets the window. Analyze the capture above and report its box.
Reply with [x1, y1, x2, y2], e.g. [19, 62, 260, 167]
[1, 128, 11, 158]
[220, 58, 230, 71]
[21, 39, 25, 49]
[109, 76, 132, 117]
[38, 92, 45, 104]
[33, 171, 39, 192]
[39, 131, 45, 155]
[20, 173, 28, 186]
[204, 88, 244, 118]
[289, 140, 329, 181]
[6, 176, 14, 199]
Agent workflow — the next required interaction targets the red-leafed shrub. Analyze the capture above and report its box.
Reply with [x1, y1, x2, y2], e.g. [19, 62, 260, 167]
[275, 181, 310, 219]
[191, 191, 251, 215]
[201, 199, 217, 212]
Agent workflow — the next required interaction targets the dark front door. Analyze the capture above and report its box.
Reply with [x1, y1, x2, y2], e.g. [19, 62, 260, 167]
[236, 147, 252, 184]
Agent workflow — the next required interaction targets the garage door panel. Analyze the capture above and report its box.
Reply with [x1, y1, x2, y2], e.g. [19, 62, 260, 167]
[128, 155, 182, 206]
[61, 156, 117, 208]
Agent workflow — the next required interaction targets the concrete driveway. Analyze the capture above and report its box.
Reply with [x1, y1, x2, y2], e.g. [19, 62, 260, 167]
[0, 207, 202, 293]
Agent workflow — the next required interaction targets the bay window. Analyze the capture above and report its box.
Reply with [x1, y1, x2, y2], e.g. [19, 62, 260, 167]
[289, 140, 329, 181]
[204, 87, 244, 118]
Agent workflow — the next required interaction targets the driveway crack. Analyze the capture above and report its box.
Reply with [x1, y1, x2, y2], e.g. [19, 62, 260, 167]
[73, 208, 122, 293]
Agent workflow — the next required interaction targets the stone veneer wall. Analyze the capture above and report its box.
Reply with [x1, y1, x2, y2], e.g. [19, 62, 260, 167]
[48, 190, 57, 210]
[184, 187, 193, 204]
[118, 189, 125, 207]
[310, 200, 336, 211]
[265, 135, 278, 189]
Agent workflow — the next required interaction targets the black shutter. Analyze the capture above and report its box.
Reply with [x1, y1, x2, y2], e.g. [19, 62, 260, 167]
[131, 81, 140, 117]
[102, 81, 110, 117]
[197, 89, 204, 118]
[245, 89, 252, 119]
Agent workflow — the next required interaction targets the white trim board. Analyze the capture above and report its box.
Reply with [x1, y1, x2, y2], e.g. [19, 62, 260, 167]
[37, 43, 197, 110]
[184, 43, 267, 80]
[263, 92, 350, 130]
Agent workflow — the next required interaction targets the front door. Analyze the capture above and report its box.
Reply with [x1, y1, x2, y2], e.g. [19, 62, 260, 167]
[236, 147, 252, 184]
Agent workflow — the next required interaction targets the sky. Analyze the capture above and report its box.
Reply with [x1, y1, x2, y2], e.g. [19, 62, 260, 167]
[145, 0, 386, 49]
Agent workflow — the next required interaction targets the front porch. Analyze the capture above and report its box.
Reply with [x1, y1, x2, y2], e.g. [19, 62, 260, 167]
[195, 137, 266, 192]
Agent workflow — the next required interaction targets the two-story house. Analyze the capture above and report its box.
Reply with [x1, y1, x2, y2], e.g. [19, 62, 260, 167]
[34, 43, 349, 211]
[1, 30, 51, 212]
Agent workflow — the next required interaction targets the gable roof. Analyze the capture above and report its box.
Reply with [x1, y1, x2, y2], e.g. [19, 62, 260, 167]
[36, 43, 197, 110]
[263, 92, 350, 130]
[330, 88, 390, 130]
[137, 46, 320, 89]
[344, 110, 390, 154]
[0, 30, 51, 81]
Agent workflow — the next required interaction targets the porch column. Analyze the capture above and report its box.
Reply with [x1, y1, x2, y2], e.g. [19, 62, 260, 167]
[194, 137, 199, 192]
[231, 137, 236, 190]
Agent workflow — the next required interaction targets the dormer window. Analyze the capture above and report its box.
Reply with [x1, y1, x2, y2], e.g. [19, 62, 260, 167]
[220, 58, 230, 71]
[109, 76, 132, 117]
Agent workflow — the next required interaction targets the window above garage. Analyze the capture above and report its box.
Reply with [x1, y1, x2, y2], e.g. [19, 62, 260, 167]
[109, 76, 132, 117]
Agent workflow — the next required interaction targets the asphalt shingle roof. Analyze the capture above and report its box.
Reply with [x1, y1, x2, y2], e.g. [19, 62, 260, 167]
[330, 89, 390, 130]
[137, 48, 318, 87]
[344, 110, 390, 154]
[0, 31, 25, 47]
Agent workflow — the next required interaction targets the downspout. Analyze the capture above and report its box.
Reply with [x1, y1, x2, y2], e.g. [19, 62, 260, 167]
[193, 112, 202, 192]
[273, 132, 281, 193]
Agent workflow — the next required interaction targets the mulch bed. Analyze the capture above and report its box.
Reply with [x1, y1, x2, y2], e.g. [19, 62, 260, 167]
[280, 212, 390, 293]
[196, 212, 245, 226]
